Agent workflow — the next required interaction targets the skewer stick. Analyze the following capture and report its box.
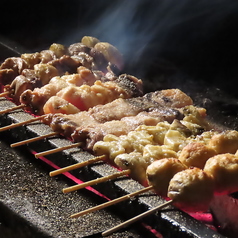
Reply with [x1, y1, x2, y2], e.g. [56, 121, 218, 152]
[102, 199, 173, 237]
[35, 142, 82, 158]
[63, 169, 131, 193]
[0, 104, 25, 115]
[0, 115, 45, 132]
[11, 132, 59, 148]
[71, 185, 153, 218]
[50, 155, 106, 177]
[0, 91, 10, 97]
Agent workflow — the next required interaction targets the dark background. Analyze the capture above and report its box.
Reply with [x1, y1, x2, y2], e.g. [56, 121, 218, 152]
[1, 0, 238, 97]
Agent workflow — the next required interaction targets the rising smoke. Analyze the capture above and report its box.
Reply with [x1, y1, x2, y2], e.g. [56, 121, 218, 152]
[65, 0, 238, 89]
[2, 0, 238, 92]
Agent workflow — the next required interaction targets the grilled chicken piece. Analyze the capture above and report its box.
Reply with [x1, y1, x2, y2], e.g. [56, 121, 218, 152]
[168, 167, 215, 212]
[178, 142, 217, 169]
[43, 74, 143, 114]
[204, 153, 238, 195]
[90, 89, 192, 123]
[0, 58, 28, 87]
[0, 69, 16, 86]
[0, 44, 64, 86]
[43, 89, 191, 128]
[69, 39, 123, 73]
[4, 64, 59, 103]
[20, 67, 101, 115]
[146, 158, 187, 197]
[75, 108, 183, 150]
[114, 152, 148, 185]
[0, 57, 28, 75]
[43, 96, 81, 114]
[208, 130, 238, 154]
[42, 89, 194, 150]
[48, 55, 81, 75]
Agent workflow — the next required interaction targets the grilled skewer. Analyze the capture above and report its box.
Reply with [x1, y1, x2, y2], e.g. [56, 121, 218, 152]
[0, 37, 126, 116]
[49, 155, 106, 177]
[0, 91, 10, 97]
[0, 115, 45, 132]
[63, 169, 131, 193]
[68, 157, 185, 217]
[10, 131, 59, 147]
[102, 200, 173, 237]
[0, 104, 25, 115]
[21, 73, 143, 115]
[66, 127, 238, 219]
[35, 142, 82, 158]
[102, 167, 214, 236]
[70, 185, 153, 218]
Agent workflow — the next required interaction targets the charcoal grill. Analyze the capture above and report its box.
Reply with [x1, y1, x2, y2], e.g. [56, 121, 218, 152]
[0, 77, 225, 238]
[1, 1, 238, 237]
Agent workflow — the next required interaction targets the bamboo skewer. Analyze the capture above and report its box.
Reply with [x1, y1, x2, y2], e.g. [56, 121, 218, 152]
[71, 185, 153, 218]
[102, 199, 173, 237]
[0, 115, 45, 132]
[35, 142, 82, 158]
[0, 104, 25, 115]
[63, 169, 131, 193]
[50, 155, 106, 177]
[11, 132, 59, 148]
[0, 91, 10, 97]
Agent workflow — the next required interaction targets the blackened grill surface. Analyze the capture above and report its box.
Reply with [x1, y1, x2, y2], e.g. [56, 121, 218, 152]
[0, 136, 151, 238]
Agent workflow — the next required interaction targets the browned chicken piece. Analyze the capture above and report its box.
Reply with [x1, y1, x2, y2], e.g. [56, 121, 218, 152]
[20, 76, 69, 114]
[21, 52, 41, 69]
[32, 64, 59, 85]
[43, 111, 96, 138]
[0, 69, 18, 87]
[148, 88, 193, 108]
[146, 158, 187, 197]
[208, 130, 238, 154]
[43, 74, 143, 113]
[41, 42, 71, 63]
[168, 167, 215, 212]
[69, 38, 123, 73]
[20, 66, 101, 115]
[68, 42, 91, 55]
[204, 153, 238, 195]
[0, 57, 28, 78]
[3, 64, 59, 104]
[43, 96, 81, 114]
[178, 142, 217, 169]
[114, 152, 148, 185]
[42, 89, 193, 145]
[68, 43, 97, 70]
[48, 55, 82, 75]
[0, 44, 65, 85]
[38, 49, 60, 64]
[71, 107, 184, 150]
[94, 42, 124, 71]
[89, 89, 193, 123]
[4, 75, 40, 104]
[49, 43, 68, 58]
